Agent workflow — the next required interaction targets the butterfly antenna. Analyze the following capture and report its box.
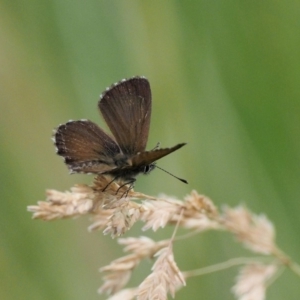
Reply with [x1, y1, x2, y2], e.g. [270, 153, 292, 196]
[155, 165, 188, 184]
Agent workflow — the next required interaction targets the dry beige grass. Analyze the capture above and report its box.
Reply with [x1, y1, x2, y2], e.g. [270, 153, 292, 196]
[28, 175, 300, 300]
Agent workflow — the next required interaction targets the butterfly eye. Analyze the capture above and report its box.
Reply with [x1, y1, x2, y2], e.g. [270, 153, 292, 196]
[143, 163, 155, 174]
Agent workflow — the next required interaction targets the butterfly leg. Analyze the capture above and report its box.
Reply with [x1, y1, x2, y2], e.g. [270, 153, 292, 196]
[151, 142, 161, 151]
[102, 176, 118, 192]
[117, 178, 136, 198]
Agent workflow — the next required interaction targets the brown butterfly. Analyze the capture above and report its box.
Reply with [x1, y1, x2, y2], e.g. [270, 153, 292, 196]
[54, 76, 187, 189]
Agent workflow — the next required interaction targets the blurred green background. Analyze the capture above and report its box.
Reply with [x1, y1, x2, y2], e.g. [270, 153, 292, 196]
[1, 1, 300, 299]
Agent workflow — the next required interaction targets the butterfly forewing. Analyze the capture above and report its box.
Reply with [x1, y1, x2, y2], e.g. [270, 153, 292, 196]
[99, 77, 151, 156]
[131, 143, 186, 167]
[54, 120, 120, 173]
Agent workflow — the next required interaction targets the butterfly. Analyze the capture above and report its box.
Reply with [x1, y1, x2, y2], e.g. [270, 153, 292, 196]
[53, 76, 187, 190]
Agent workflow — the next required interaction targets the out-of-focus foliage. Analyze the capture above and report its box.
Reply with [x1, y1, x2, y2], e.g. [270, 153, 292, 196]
[1, 1, 300, 299]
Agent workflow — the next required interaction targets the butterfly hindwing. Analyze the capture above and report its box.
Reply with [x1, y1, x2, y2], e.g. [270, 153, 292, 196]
[54, 120, 120, 174]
